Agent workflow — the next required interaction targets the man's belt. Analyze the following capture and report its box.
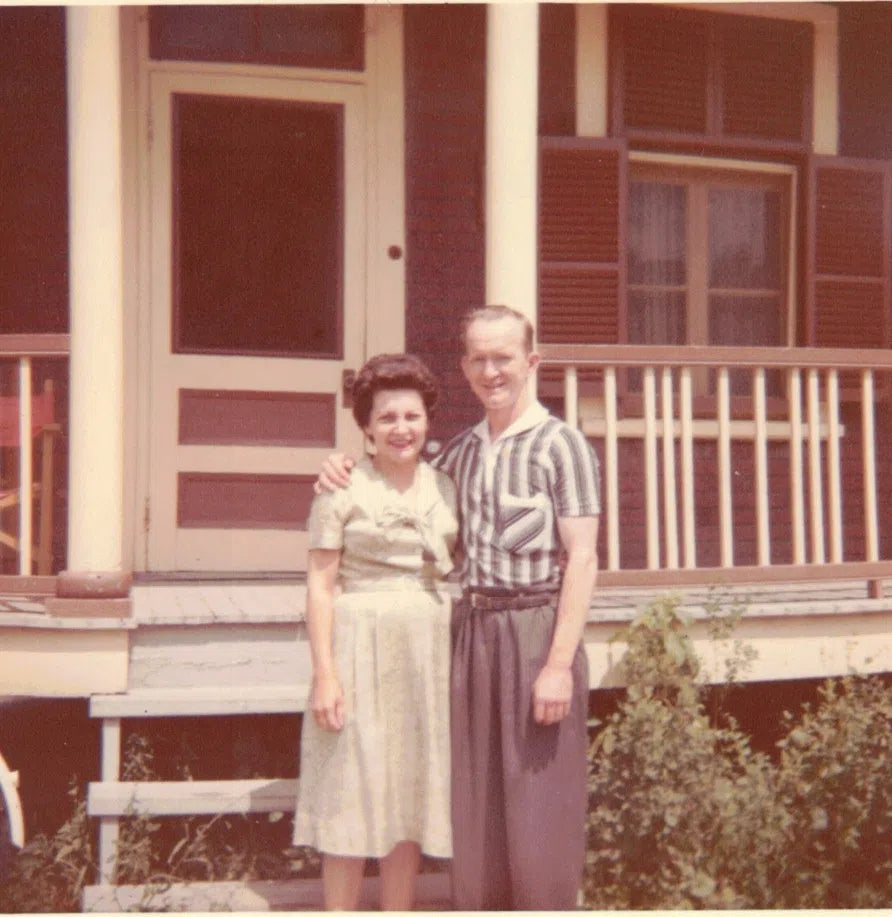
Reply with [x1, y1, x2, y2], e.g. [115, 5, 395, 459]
[465, 587, 559, 611]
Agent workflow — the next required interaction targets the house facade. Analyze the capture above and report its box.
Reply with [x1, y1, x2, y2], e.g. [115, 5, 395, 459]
[0, 3, 890, 907]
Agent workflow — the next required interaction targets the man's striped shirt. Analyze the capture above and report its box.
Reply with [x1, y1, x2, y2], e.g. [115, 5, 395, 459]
[433, 402, 601, 589]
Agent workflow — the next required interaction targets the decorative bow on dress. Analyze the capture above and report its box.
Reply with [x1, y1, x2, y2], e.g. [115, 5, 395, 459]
[377, 505, 454, 577]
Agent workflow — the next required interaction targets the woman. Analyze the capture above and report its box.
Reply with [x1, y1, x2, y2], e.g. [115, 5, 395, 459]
[293, 353, 458, 910]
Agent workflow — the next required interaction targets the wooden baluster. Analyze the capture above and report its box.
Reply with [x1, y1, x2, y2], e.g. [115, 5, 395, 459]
[18, 357, 33, 575]
[788, 368, 806, 565]
[604, 366, 620, 572]
[861, 369, 879, 563]
[563, 366, 578, 429]
[679, 367, 696, 569]
[807, 368, 825, 563]
[753, 367, 770, 567]
[661, 367, 678, 569]
[717, 366, 733, 568]
[643, 367, 660, 569]
[98, 717, 121, 884]
[826, 370, 843, 564]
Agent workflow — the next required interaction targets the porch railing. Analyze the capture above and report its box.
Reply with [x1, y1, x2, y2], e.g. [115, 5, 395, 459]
[0, 333, 69, 577]
[539, 344, 892, 595]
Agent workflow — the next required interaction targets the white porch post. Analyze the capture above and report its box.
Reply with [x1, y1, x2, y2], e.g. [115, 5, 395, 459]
[63, 7, 127, 591]
[485, 4, 539, 325]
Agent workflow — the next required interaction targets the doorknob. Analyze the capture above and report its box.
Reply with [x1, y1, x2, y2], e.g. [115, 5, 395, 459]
[342, 369, 356, 408]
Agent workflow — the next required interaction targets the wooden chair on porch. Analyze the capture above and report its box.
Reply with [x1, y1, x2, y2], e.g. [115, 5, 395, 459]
[0, 378, 60, 575]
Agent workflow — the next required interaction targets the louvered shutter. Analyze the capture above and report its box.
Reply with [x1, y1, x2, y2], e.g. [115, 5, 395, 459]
[612, 5, 708, 134]
[538, 137, 626, 389]
[806, 156, 891, 395]
[720, 15, 810, 143]
[538, 137, 625, 342]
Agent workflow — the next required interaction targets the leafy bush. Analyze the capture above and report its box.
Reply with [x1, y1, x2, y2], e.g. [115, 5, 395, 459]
[0, 780, 94, 913]
[584, 595, 892, 909]
[772, 676, 892, 907]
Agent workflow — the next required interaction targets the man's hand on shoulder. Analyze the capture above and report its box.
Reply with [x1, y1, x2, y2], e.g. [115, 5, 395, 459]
[315, 453, 356, 494]
[532, 663, 573, 725]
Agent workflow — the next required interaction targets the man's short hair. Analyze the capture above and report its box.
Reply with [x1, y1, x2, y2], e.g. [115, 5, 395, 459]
[460, 304, 535, 354]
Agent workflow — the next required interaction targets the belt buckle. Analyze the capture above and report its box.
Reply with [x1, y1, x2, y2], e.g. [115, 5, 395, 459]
[469, 591, 498, 610]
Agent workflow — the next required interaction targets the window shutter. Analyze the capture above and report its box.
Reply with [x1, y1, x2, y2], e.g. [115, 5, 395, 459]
[612, 6, 708, 135]
[806, 156, 891, 396]
[538, 137, 626, 347]
[720, 15, 810, 143]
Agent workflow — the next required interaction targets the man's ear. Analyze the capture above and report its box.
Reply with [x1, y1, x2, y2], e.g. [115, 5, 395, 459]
[528, 350, 541, 372]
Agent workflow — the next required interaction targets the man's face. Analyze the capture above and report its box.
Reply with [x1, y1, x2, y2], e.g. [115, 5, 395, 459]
[461, 316, 540, 416]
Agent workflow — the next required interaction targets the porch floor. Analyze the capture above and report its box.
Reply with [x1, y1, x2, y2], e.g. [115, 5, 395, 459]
[127, 575, 892, 626]
[1, 576, 890, 629]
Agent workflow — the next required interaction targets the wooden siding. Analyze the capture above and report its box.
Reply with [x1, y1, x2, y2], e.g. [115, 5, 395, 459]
[538, 4, 576, 137]
[0, 7, 69, 335]
[404, 5, 486, 442]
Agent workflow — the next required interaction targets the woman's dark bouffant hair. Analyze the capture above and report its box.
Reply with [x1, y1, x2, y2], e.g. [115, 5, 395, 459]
[351, 353, 439, 429]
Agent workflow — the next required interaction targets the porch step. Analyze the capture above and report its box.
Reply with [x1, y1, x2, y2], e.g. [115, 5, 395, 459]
[88, 777, 299, 817]
[82, 872, 453, 912]
[89, 684, 309, 718]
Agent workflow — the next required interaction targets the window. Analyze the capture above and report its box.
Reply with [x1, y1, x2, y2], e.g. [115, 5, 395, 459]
[627, 158, 793, 393]
[173, 94, 343, 358]
[150, 5, 365, 71]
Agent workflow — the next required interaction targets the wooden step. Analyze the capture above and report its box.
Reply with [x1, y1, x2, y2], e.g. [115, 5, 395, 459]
[89, 684, 309, 718]
[88, 778, 299, 818]
[82, 872, 453, 912]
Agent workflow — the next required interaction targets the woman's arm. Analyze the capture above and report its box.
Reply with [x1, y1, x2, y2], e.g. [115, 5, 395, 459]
[306, 547, 346, 731]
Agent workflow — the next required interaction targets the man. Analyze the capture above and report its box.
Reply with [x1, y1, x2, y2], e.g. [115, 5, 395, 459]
[319, 305, 600, 909]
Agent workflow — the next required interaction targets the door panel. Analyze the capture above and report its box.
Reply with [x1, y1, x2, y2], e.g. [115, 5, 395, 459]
[147, 71, 366, 572]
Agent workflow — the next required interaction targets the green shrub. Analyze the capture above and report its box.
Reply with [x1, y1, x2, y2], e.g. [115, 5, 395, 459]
[584, 597, 789, 909]
[584, 595, 892, 910]
[772, 676, 892, 907]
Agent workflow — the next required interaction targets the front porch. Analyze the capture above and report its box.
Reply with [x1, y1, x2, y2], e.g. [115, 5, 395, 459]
[2, 336, 892, 909]
[3, 572, 890, 911]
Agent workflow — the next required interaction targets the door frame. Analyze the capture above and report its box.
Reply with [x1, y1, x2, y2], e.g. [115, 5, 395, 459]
[128, 6, 405, 574]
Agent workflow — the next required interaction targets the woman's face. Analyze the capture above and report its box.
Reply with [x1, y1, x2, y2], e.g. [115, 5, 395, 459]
[364, 388, 428, 467]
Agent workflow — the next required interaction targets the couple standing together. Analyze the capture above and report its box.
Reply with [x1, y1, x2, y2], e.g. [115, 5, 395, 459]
[293, 305, 602, 910]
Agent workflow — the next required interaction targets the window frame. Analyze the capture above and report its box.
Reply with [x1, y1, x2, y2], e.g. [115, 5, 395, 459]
[627, 152, 798, 352]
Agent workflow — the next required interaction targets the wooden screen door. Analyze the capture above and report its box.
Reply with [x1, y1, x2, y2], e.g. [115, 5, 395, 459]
[146, 71, 367, 572]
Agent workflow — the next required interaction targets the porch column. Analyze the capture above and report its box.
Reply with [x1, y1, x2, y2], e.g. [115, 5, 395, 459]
[62, 7, 128, 596]
[485, 4, 539, 324]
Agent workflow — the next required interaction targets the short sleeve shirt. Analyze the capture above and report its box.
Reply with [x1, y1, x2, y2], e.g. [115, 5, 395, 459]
[308, 457, 459, 590]
[434, 402, 601, 589]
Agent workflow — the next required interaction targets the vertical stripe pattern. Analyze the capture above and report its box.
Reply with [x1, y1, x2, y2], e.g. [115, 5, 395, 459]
[435, 413, 601, 588]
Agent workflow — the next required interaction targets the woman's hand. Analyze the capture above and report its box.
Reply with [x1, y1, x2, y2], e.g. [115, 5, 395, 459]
[311, 672, 345, 732]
